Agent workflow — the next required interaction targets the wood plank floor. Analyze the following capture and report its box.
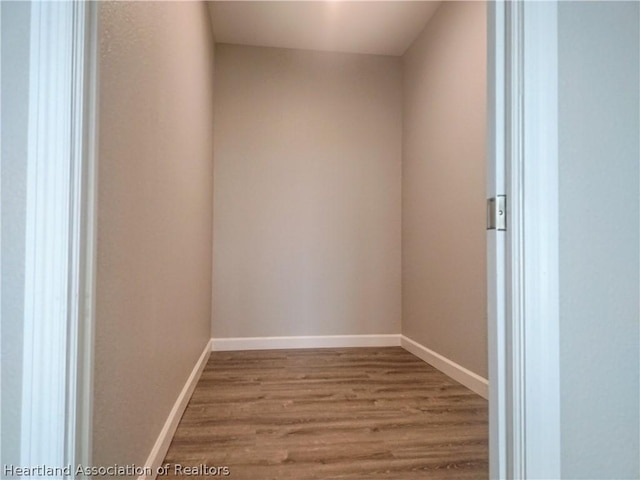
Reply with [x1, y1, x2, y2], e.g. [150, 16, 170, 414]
[163, 347, 488, 479]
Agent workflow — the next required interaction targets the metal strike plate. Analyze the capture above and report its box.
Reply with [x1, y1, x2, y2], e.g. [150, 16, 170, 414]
[487, 195, 506, 231]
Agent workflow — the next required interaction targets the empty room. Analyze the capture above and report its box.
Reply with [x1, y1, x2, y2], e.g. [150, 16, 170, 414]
[100, 1, 489, 477]
[4, 1, 639, 479]
[178, 1, 486, 477]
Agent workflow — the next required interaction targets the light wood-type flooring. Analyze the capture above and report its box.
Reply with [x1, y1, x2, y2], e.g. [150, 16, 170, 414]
[163, 347, 488, 479]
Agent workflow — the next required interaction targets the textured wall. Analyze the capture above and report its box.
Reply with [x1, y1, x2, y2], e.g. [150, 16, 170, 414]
[213, 44, 402, 338]
[94, 1, 214, 467]
[402, 2, 487, 378]
[558, 2, 639, 477]
[0, 1, 30, 466]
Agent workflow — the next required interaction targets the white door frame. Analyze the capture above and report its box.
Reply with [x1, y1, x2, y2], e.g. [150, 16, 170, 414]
[488, 1, 561, 478]
[486, 1, 507, 477]
[17, 0, 561, 476]
[20, 0, 98, 472]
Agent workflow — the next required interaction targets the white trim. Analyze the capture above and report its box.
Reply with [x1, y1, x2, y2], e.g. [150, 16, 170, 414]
[487, 1, 508, 478]
[210, 335, 487, 400]
[21, 1, 95, 470]
[138, 339, 213, 480]
[520, 1, 561, 477]
[503, 1, 561, 478]
[400, 336, 488, 400]
[211, 334, 401, 351]
[505, 3, 527, 473]
[74, 1, 100, 472]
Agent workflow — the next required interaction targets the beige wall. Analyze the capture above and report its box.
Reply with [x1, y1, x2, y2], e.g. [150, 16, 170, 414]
[95, 1, 214, 467]
[213, 44, 402, 338]
[402, 2, 487, 377]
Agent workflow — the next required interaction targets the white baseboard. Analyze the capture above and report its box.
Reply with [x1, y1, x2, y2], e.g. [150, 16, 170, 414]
[138, 339, 213, 480]
[209, 334, 487, 399]
[211, 334, 401, 351]
[401, 335, 489, 399]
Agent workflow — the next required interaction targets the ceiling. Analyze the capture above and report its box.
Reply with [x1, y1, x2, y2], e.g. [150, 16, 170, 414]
[208, 1, 441, 56]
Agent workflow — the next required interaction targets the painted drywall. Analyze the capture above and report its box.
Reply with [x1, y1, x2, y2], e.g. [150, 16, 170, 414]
[95, 1, 214, 467]
[0, 0, 30, 466]
[401, 2, 487, 378]
[558, 2, 639, 477]
[213, 44, 402, 338]
[209, 1, 440, 56]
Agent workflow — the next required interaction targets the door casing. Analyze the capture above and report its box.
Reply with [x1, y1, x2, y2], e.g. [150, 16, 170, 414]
[17, 1, 563, 477]
[487, 1, 562, 478]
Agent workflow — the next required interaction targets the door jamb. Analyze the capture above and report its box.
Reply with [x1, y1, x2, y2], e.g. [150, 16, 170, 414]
[489, 1, 561, 478]
[486, 1, 507, 478]
[20, 0, 98, 472]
